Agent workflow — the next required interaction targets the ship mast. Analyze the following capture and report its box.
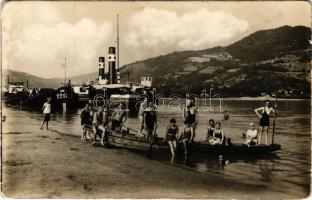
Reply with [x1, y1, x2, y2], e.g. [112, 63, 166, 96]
[117, 14, 119, 71]
[116, 14, 121, 83]
[64, 57, 67, 85]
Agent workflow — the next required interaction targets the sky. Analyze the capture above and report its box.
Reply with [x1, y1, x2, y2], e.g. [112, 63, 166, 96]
[2, 1, 311, 78]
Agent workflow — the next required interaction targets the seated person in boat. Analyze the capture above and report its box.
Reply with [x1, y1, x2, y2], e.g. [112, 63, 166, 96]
[143, 102, 158, 139]
[208, 122, 225, 145]
[80, 103, 92, 140]
[206, 119, 215, 141]
[164, 118, 179, 157]
[111, 103, 127, 132]
[93, 107, 111, 145]
[245, 122, 258, 146]
[181, 121, 193, 155]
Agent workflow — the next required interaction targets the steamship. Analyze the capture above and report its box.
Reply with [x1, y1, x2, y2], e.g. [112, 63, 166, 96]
[71, 46, 153, 115]
[56, 15, 154, 114]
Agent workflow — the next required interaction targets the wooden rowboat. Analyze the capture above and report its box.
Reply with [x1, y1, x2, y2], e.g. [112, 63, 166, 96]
[106, 130, 281, 155]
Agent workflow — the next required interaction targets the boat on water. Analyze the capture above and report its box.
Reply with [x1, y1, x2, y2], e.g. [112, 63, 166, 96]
[3, 75, 56, 108]
[105, 129, 281, 155]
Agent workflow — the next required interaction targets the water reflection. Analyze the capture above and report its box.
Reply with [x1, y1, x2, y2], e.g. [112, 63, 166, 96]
[258, 160, 275, 182]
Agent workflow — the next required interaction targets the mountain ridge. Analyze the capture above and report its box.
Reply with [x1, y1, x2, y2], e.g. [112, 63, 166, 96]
[3, 25, 311, 98]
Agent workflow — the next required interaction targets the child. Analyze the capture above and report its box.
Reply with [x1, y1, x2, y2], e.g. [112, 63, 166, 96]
[245, 122, 258, 146]
[181, 122, 193, 155]
[164, 118, 179, 157]
[40, 98, 51, 130]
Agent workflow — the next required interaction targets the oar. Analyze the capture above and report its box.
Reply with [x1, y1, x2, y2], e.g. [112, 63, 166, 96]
[271, 92, 278, 144]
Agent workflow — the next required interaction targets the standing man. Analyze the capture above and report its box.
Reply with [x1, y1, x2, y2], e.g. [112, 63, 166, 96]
[254, 100, 276, 145]
[182, 97, 198, 142]
[40, 98, 52, 130]
[143, 102, 158, 139]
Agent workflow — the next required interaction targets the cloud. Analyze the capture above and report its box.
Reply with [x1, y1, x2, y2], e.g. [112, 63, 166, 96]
[124, 8, 249, 58]
[11, 18, 112, 77]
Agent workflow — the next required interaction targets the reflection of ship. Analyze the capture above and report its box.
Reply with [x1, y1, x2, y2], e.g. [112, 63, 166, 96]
[3, 75, 56, 108]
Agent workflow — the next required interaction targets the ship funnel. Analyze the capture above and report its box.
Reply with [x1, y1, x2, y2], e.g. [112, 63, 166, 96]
[108, 47, 117, 84]
[98, 57, 107, 84]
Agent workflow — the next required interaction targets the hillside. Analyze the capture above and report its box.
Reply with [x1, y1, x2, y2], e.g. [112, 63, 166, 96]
[2, 69, 62, 89]
[121, 25, 311, 98]
[2, 70, 99, 89]
[3, 25, 311, 98]
[225, 25, 311, 62]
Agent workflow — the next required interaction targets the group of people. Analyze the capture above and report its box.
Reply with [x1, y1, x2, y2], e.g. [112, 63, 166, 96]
[40, 96, 276, 157]
[163, 99, 276, 157]
[80, 101, 127, 145]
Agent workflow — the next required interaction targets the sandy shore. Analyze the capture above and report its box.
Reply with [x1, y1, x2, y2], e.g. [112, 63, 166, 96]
[1, 122, 304, 199]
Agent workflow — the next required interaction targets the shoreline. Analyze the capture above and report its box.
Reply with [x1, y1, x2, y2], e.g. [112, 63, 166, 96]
[2, 115, 309, 198]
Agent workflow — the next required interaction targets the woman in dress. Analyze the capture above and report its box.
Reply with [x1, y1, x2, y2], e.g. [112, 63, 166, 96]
[254, 100, 275, 145]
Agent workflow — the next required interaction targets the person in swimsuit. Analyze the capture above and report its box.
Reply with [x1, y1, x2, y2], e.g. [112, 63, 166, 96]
[111, 103, 127, 132]
[92, 107, 104, 144]
[181, 122, 193, 155]
[80, 103, 92, 140]
[164, 118, 179, 157]
[206, 119, 215, 141]
[40, 98, 52, 130]
[245, 122, 258, 146]
[143, 102, 158, 140]
[182, 97, 198, 142]
[209, 122, 225, 145]
[254, 100, 275, 145]
[138, 98, 148, 135]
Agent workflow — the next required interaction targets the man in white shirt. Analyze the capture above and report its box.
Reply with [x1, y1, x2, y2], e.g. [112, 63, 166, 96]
[40, 98, 52, 130]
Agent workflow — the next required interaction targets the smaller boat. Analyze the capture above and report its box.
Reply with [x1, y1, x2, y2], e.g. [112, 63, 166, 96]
[106, 129, 281, 155]
[55, 83, 79, 108]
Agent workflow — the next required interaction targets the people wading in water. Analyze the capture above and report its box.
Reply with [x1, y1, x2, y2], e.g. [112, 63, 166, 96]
[182, 97, 198, 142]
[254, 100, 276, 145]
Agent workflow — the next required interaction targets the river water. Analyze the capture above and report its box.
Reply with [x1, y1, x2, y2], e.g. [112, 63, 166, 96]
[2, 99, 310, 197]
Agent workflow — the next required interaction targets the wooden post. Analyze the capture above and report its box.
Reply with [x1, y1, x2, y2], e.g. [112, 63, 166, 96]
[271, 93, 278, 144]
